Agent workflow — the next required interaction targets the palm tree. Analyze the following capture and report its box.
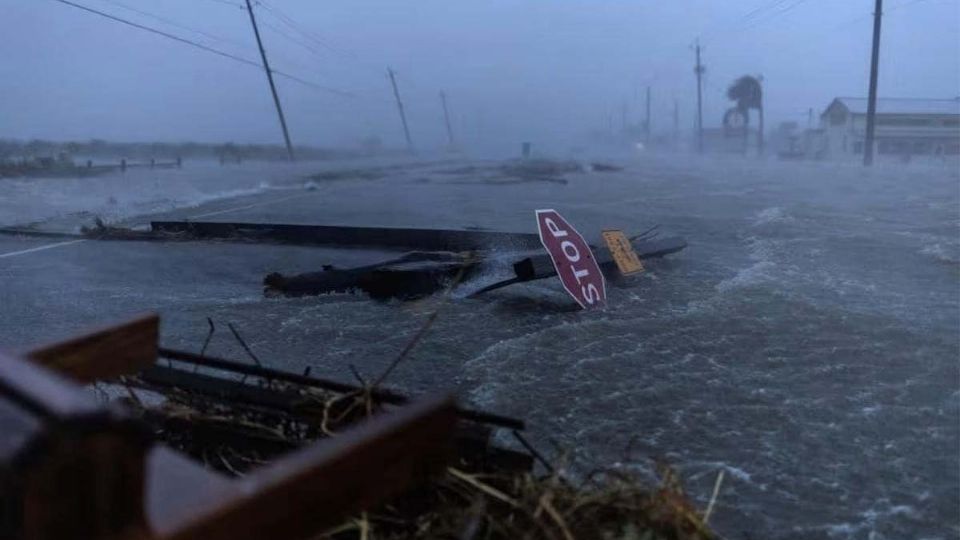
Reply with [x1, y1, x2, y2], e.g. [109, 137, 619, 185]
[727, 75, 764, 156]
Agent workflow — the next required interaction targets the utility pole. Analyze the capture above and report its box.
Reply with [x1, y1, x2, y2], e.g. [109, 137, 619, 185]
[758, 75, 765, 157]
[863, 0, 883, 166]
[694, 39, 705, 154]
[621, 101, 628, 131]
[388, 68, 413, 151]
[440, 91, 455, 146]
[673, 97, 680, 146]
[244, 0, 294, 161]
[645, 86, 652, 142]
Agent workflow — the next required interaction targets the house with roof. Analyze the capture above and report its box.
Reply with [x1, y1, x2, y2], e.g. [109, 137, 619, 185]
[819, 97, 960, 160]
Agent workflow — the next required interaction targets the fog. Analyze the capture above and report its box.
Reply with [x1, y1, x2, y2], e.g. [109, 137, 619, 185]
[1, 2, 959, 539]
[2, 0, 959, 152]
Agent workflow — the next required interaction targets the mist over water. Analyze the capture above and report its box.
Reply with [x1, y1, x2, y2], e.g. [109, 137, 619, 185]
[2, 0, 959, 538]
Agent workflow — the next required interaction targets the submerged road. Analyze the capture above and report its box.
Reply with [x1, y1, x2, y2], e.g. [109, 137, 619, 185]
[0, 155, 957, 539]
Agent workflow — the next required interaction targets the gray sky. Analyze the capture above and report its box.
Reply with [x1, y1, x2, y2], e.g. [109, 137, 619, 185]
[2, 0, 958, 150]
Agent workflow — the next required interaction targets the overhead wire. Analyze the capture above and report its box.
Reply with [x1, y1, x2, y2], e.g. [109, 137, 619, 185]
[259, 1, 435, 108]
[198, 0, 246, 10]
[254, 0, 357, 60]
[253, 0, 401, 88]
[50, 0, 356, 98]
[95, 0, 249, 49]
[696, 0, 946, 125]
[738, 0, 812, 33]
[698, 0, 793, 45]
[738, 0, 795, 24]
[257, 18, 329, 61]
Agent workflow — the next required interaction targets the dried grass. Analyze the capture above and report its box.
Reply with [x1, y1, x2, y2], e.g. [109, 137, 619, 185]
[130, 378, 717, 540]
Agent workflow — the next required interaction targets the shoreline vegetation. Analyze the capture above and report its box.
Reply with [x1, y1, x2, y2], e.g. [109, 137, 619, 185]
[0, 137, 394, 178]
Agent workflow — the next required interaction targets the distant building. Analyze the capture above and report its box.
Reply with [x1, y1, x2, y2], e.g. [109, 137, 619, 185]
[820, 97, 960, 159]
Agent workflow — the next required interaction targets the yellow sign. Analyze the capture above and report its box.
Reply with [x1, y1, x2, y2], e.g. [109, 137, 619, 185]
[602, 229, 644, 276]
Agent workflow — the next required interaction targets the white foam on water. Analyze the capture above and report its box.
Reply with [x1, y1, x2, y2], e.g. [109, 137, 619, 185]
[715, 260, 776, 293]
[751, 206, 796, 227]
[920, 242, 960, 264]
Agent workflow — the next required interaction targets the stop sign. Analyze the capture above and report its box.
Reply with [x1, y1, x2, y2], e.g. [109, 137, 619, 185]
[535, 209, 606, 309]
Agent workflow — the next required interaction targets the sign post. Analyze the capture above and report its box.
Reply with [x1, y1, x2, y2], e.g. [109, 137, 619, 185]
[535, 209, 606, 309]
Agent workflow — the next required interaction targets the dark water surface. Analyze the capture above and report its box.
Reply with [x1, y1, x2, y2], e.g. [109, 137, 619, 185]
[2, 155, 957, 539]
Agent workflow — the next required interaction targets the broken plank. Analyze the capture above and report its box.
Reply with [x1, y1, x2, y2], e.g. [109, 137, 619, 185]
[513, 235, 688, 282]
[161, 394, 457, 540]
[150, 221, 543, 251]
[27, 313, 159, 384]
[156, 348, 525, 430]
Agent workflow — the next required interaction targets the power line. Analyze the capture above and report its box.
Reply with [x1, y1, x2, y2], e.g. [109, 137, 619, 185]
[253, 0, 430, 104]
[739, 0, 812, 32]
[698, 0, 792, 44]
[96, 0, 248, 49]
[243, 0, 293, 160]
[51, 0, 355, 98]
[257, 18, 329, 61]
[198, 0, 246, 9]
[255, 0, 356, 60]
[55, 0, 260, 66]
[739, 0, 794, 25]
[700, 0, 815, 46]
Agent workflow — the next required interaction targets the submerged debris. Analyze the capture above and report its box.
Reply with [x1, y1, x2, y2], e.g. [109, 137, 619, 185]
[16, 311, 718, 540]
[437, 159, 624, 186]
[590, 162, 624, 172]
[308, 168, 386, 182]
[127, 372, 717, 540]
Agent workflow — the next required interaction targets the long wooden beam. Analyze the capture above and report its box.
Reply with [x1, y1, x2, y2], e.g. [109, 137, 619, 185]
[27, 313, 159, 384]
[151, 221, 543, 251]
[159, 394, 457, 540]
[156, 348, 525, 430]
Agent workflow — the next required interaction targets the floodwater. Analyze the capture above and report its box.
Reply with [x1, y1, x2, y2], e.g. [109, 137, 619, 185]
[1, 153, 958, 539]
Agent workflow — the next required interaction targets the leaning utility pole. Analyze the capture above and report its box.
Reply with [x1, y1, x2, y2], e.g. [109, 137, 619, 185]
[244, 0, 294, 161]
[645, 86, 652, 142]
[388, 68, 413, 151]
[863, 0, 883, 166]
[440, 91, 455, 146]
[673, 97, 680, 145]
[694, 39, 705, 154]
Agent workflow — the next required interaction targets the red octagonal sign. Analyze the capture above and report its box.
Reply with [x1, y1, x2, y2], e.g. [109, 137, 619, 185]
[535, 209, 606, 310]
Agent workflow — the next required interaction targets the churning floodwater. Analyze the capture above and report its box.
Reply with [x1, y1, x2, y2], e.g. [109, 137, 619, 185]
[2, 153, 958, 539]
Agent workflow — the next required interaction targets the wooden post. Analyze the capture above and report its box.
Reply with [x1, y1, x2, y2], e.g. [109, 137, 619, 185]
[695, 40, 705, 154]
[645, 86, 651, 143]
[440, 91, 455, 147]
[863, 0, 883, 166]
[244, 0, 295, 161]
[388, 68, 414, 151]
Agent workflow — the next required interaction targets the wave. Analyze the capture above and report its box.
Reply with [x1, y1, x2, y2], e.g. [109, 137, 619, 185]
[751, 206, 796, 227]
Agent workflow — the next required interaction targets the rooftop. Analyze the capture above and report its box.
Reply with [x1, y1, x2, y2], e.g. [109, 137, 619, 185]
[831, 97, 960, 116]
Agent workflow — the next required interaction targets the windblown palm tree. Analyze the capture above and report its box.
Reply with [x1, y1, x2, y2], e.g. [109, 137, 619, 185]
[727, 75, 764, 155]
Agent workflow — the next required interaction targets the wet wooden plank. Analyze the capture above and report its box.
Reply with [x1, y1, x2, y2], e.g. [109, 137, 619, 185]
[0, 351, 101, 421]
[28, 313, 159, 384]
[155, 349, 525, 430]
[146, 446, 238, 534]
[151, 221, 543, 251]
[160, 394, 457, 540]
